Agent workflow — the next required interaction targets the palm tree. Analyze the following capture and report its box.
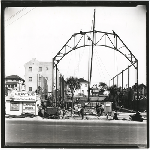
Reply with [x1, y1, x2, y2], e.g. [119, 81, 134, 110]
[66, 76, 81, 116]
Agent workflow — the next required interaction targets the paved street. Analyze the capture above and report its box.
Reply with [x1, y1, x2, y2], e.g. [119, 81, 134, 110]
[5, 118, 147, 147]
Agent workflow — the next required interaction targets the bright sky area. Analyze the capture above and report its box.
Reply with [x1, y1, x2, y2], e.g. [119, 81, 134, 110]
[5, 6, 146, 87]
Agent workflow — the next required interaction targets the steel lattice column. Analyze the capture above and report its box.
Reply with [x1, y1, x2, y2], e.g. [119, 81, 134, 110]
[56, 64, 57, 107]
[136, 60, 139, 111]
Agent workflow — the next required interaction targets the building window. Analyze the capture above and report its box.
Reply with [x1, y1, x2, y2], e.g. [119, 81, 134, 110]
[85, 84, 87, 87]
[46, 67, 48, 70]
[29, 77, 32, 81]
[29, 87, 32, 91]
[10, 102, 19, 111]
[29, 67, 32, 72]
[12, 84, 15, 88]
[39, 77, 41, 81]
[39, 67, 42, 72]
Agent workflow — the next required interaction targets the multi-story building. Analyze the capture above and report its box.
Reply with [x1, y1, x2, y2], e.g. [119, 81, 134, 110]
[74, 78, 89, 97]
[24, 58, 53, 95]
[5, 75, 25, 92]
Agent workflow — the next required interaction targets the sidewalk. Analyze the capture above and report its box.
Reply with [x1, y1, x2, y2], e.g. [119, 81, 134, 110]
[5, 113, 147, 124]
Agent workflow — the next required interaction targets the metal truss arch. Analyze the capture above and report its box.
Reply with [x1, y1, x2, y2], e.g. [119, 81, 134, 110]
[53, 30, 138, 69]
[53, 29, 139, 111]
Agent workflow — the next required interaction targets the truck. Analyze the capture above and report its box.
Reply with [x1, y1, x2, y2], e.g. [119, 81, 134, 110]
[45, 107, 59, 119]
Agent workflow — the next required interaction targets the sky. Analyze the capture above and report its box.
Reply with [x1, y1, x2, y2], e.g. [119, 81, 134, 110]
[5, 6, 146, 87]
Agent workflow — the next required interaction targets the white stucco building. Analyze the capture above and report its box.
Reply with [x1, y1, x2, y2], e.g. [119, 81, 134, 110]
[5, 90, 40, 115]
[5, 75, 25, 92]
[74, 78, 89, 96]
[24, 58, 53, 94]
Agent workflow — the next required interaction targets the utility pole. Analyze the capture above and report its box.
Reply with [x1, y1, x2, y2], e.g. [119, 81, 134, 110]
[88, 9, 95, 102]
[90, 9, 95, 84]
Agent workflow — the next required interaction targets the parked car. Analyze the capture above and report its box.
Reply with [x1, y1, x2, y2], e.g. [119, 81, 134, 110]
[129, 112, 143, 122]
[44, 107, 59, 119]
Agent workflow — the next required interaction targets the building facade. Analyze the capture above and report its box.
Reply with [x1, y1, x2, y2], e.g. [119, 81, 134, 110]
[74, 78, 89, 96]
[5, 75, 25, 92]
[5, 90, 40, 115]
[24, 58, 53, 94]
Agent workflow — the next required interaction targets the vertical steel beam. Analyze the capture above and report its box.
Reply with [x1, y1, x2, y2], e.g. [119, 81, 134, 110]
[105, 34, 106, 46]
[122, 70, 123, 91]
[62, 76, 64, 103]
[39, 74, 41, 94]
[56, 64, 57, 107]
[113, 77, 114, 86]
[88, 51, 90, 102]
[74, 36, 75, 48]
[117, 75, 118, 88]
[60, 74, 61, 106]
[128, 66, 129, 89]
[41, 75, 43, 99]
[37, 74, 38, 90]
[127, 66, 130, 108]
[136, 60, 139, 111]
[116, 35, 117, 49]
[52, 59, 54, 105]
[39, 74, 40, 91]
[84, 34, 85, 46]
[95, 31, 96, 44]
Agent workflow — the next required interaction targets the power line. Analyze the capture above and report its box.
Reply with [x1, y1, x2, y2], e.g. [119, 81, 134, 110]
[74, 33, 91, 77]
[94, 50, 107, 83]
[74, 47, 86, 77]
[63, 50, 73, 78]
[6, 7, 36, 27]
[96, 50, 111, 79]
[5, 7, 27, 22]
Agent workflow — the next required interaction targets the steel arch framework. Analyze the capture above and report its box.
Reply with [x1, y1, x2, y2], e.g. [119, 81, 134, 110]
[53, 30, 139, 109]
[53, 30, 137, 67]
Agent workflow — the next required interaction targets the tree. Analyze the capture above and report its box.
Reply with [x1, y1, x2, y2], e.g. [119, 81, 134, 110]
[107, 85, 120, 110]
[35, 86, 42, 94]
[66, 76, 81, 116]
[98, 82, 108, 91]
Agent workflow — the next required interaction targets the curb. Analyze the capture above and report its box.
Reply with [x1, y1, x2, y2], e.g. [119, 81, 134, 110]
[5, 116, 147, 124]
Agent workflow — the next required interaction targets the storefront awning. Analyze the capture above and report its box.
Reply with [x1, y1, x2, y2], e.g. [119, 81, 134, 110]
[5, 82, 18, 85]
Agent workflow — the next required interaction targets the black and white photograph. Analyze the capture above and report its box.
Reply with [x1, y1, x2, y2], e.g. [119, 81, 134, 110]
[2, 1, 148, 148]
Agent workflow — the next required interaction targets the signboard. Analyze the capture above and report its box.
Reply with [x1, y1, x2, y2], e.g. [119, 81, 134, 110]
[23, 102, 35, 114]
[10, 91, 36, 101]
[14, 97, 36, 101]
[15, 92, 36, 96]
